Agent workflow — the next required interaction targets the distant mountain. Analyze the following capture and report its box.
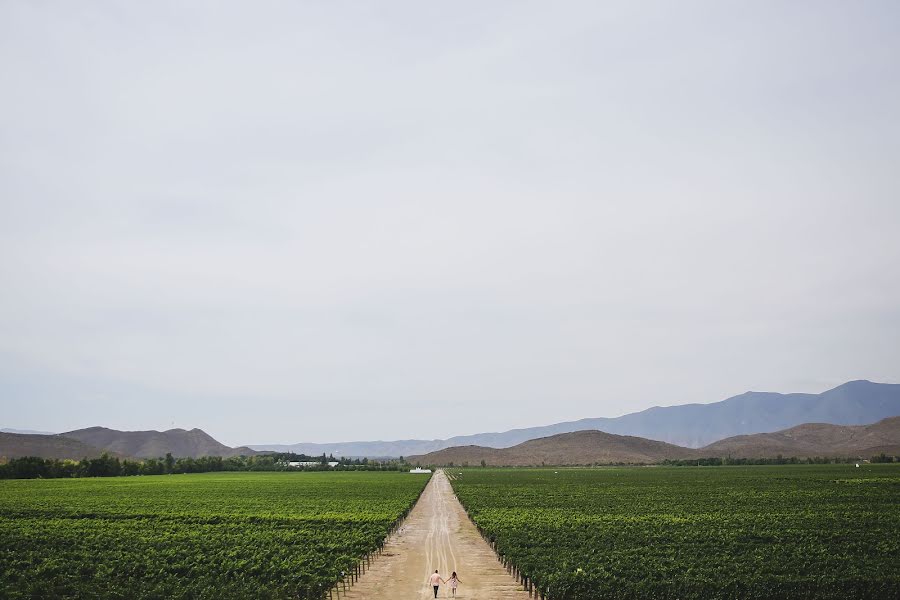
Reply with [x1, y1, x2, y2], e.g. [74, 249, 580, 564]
[700, 416, 900, 458]
[251, 380, 900, 457]
[61, 427, 258, 459]
[410, 416, 900, 466]
[1, 428, 57, 435]
[0, 432, 123, 460]
[253, 439, 448, 459]
[408, 430, 697, 466]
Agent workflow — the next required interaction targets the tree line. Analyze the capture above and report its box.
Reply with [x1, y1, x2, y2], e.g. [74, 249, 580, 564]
[0, 452, 411, 479]
[660, 454, 898, 466]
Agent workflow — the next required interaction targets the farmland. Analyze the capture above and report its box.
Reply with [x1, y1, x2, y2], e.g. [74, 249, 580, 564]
[0, 471, 428, 599]
[450, 465, 900, 599]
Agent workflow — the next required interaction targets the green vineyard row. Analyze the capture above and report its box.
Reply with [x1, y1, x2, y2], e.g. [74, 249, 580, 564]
[0, 471, 429, 599]
[449, 465, 900, 600]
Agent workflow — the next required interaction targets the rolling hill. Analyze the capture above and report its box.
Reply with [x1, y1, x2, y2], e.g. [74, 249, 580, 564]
[0, 432, 123, 460]
[409, 416, 900, 466]
[408, 430, 698, 466]
[61, 427, 258, 459]
[700, 416, 900, 458]
[251, 380, 900, 457]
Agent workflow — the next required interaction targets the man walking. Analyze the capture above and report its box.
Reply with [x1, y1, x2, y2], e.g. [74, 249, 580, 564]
[428, 570, 445, 598]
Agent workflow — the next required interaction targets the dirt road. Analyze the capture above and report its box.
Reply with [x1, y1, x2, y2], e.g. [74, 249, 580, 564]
[341, 470, 530, 600]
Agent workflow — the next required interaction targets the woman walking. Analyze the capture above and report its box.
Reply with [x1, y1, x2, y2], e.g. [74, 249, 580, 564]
[447, 571, 462, 597]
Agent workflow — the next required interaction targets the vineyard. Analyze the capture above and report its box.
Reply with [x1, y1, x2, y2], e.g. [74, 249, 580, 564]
[0, 471, 429, 599]
[449, 465, 900, 599]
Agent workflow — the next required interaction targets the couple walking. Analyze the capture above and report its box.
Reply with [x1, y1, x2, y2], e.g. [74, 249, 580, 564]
[428, 569, 461, 598]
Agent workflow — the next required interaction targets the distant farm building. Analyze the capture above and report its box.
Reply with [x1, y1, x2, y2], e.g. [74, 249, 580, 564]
[409, 468, 432, 473]
[287, 461, 340, 468]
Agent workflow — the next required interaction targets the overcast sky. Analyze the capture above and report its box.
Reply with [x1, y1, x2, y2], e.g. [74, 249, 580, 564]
[2, 2, 899, 446]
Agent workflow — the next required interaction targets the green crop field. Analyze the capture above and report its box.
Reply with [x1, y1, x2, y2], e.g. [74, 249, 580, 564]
[449, 465, 900, 600]
[0, 471, 428, 599]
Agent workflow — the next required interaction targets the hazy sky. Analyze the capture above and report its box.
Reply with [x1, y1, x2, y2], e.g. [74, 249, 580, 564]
[2, 2, 899, 446]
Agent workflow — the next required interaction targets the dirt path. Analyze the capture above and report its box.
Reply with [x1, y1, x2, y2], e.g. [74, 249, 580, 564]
[342, 470, 530, 600]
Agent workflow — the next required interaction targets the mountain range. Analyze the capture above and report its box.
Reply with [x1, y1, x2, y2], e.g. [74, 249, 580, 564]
[0, 428, 57, 435]
[0, 432, 130, 461]
[409, 430, 696, 466]
[4, 416, 898, 465]
[0, 427, 258, 460]
[701, 416, 900, 458]
[251, 380, 900, 457]
[60, 427, 258, 459]
[408, 416, 900, 466]
[3, 380, 898, 462]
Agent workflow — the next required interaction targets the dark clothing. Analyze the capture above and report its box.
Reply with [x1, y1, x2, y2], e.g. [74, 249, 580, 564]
[433, 585, 439, 597]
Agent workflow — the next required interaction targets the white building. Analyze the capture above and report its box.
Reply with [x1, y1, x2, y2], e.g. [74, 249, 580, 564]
[409, 468, 432, 474]
[286, 461, 340, 468]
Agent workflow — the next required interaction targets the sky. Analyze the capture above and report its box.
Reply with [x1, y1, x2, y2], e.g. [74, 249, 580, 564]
[1, 1, 899, 446]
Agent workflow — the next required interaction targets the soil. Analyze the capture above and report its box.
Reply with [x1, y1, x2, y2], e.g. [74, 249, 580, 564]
[340, 470, 531, 599]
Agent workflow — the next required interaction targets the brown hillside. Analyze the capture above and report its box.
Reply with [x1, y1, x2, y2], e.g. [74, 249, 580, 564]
[61, 427, 258, 459]
[0, 432, 125, 460]
[700, 416, 900, 458]
[409, 430, 697, 466]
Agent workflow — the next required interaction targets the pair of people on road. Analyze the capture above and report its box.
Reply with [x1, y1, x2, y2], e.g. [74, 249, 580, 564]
[428, 570, 461, 598]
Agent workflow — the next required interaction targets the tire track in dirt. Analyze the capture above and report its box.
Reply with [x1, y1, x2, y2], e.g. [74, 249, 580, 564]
[341, 470, 531, 599]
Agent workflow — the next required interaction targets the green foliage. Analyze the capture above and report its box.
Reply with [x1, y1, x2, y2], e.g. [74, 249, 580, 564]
[871, 453, 897, 463]
[0, 453, 411, 480]
[660, 455, 884, 466]
[451, 465, 900, 599]
[0, 471, 428, 599]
